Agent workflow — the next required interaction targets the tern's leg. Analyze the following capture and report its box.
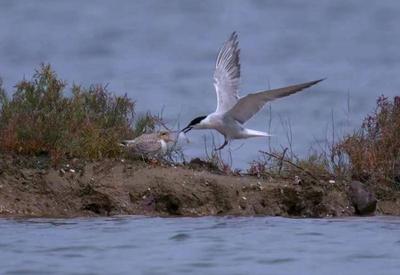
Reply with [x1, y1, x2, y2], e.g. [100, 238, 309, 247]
[215, 138, 228, 151]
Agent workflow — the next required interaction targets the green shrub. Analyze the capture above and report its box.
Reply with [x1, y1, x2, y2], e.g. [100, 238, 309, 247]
[0, 64, 135, 162]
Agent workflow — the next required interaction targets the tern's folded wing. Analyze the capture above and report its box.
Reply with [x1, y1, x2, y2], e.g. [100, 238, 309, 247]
[131, 140, 161, 155]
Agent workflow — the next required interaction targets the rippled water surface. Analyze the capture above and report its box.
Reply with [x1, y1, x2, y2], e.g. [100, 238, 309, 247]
[1, 0, 400, 167]
[1, 216, 400, 275]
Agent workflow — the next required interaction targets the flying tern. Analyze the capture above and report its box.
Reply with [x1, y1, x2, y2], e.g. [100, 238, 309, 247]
[181, 32, 324, 150]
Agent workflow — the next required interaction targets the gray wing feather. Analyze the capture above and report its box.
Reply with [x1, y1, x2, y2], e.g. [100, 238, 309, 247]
[228, 79, 324, 124]
[133, 140, 161, 154]
[213, 32, 241, 113]
[122, 133, 162, 155]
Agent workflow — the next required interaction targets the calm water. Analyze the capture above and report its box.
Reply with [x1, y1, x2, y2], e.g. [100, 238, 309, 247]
[0, 216, 399, 275]
[1, 1, 400, 167]
[1, 4, 399, 274]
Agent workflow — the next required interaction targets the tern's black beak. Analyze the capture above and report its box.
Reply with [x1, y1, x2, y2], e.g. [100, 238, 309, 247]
[181, 115, 206, 134]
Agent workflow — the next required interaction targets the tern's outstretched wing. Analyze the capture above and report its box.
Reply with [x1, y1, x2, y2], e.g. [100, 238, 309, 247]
[213, 32, 241, 113]
[228, 79, 324, 124]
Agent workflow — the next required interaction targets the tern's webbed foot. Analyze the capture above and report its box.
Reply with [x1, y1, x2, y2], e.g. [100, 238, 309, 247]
[215, 139, 228, 151]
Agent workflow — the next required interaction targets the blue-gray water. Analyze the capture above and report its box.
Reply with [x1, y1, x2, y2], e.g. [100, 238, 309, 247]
[1, 216, 400, 275]
[1, 0, 400, 168]
[1, 3, 399, 274]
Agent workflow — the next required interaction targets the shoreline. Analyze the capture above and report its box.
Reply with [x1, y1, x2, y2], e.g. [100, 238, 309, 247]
[1, 156, 398, 219]
[0, 66, 399, 219]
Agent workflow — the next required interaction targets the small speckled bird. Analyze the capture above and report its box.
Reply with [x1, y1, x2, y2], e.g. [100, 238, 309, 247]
[120, 131, 174, 158]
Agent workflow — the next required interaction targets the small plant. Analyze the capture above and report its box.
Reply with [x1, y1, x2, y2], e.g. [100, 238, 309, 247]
[133, 112, 157, 137]
[248, 148, 333, 182]
[202, 134, 233, 173]
[0, 64, 135, 163]
[337, 95, 400, 188]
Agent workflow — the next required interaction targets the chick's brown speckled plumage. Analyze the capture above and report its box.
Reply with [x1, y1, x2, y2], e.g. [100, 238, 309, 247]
[121, 131, 173, 157]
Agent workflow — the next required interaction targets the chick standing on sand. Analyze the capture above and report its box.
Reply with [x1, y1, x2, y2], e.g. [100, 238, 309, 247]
[120, 131, 175, 158]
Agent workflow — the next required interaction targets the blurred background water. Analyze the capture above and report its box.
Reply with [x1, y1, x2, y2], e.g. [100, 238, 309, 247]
[1, 216, 400, 275]
[1, 0, 399, 168]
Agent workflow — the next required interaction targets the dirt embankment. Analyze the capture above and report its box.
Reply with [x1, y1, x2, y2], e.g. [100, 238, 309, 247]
[0, 156, 399, 218]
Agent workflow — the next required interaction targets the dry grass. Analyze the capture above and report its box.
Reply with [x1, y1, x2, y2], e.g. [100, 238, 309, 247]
[247, 148, 335, 184]
[0, 64, 135, 163]
[336, 96, 400, 188]
[247, 95, 400, 189]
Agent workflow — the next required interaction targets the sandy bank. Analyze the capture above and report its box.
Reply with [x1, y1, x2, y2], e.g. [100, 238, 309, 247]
[0, 156, 399, 218]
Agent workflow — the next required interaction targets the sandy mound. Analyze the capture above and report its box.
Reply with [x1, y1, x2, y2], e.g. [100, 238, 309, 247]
[0, 156, 398, 218]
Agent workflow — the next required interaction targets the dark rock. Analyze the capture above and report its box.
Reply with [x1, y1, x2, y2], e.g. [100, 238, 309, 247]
[81, 191, 114, 215]
[349, 181, 377, 215]
[281, 187, 304, 216]
[155, 194, 181, 215]
[188, 158, 219, 172]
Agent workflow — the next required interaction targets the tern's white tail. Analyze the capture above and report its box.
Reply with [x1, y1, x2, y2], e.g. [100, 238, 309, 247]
[243, 128, 272, 138]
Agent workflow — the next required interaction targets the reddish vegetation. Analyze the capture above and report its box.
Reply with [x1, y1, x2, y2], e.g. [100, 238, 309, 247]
[338, 96, 400, 188]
